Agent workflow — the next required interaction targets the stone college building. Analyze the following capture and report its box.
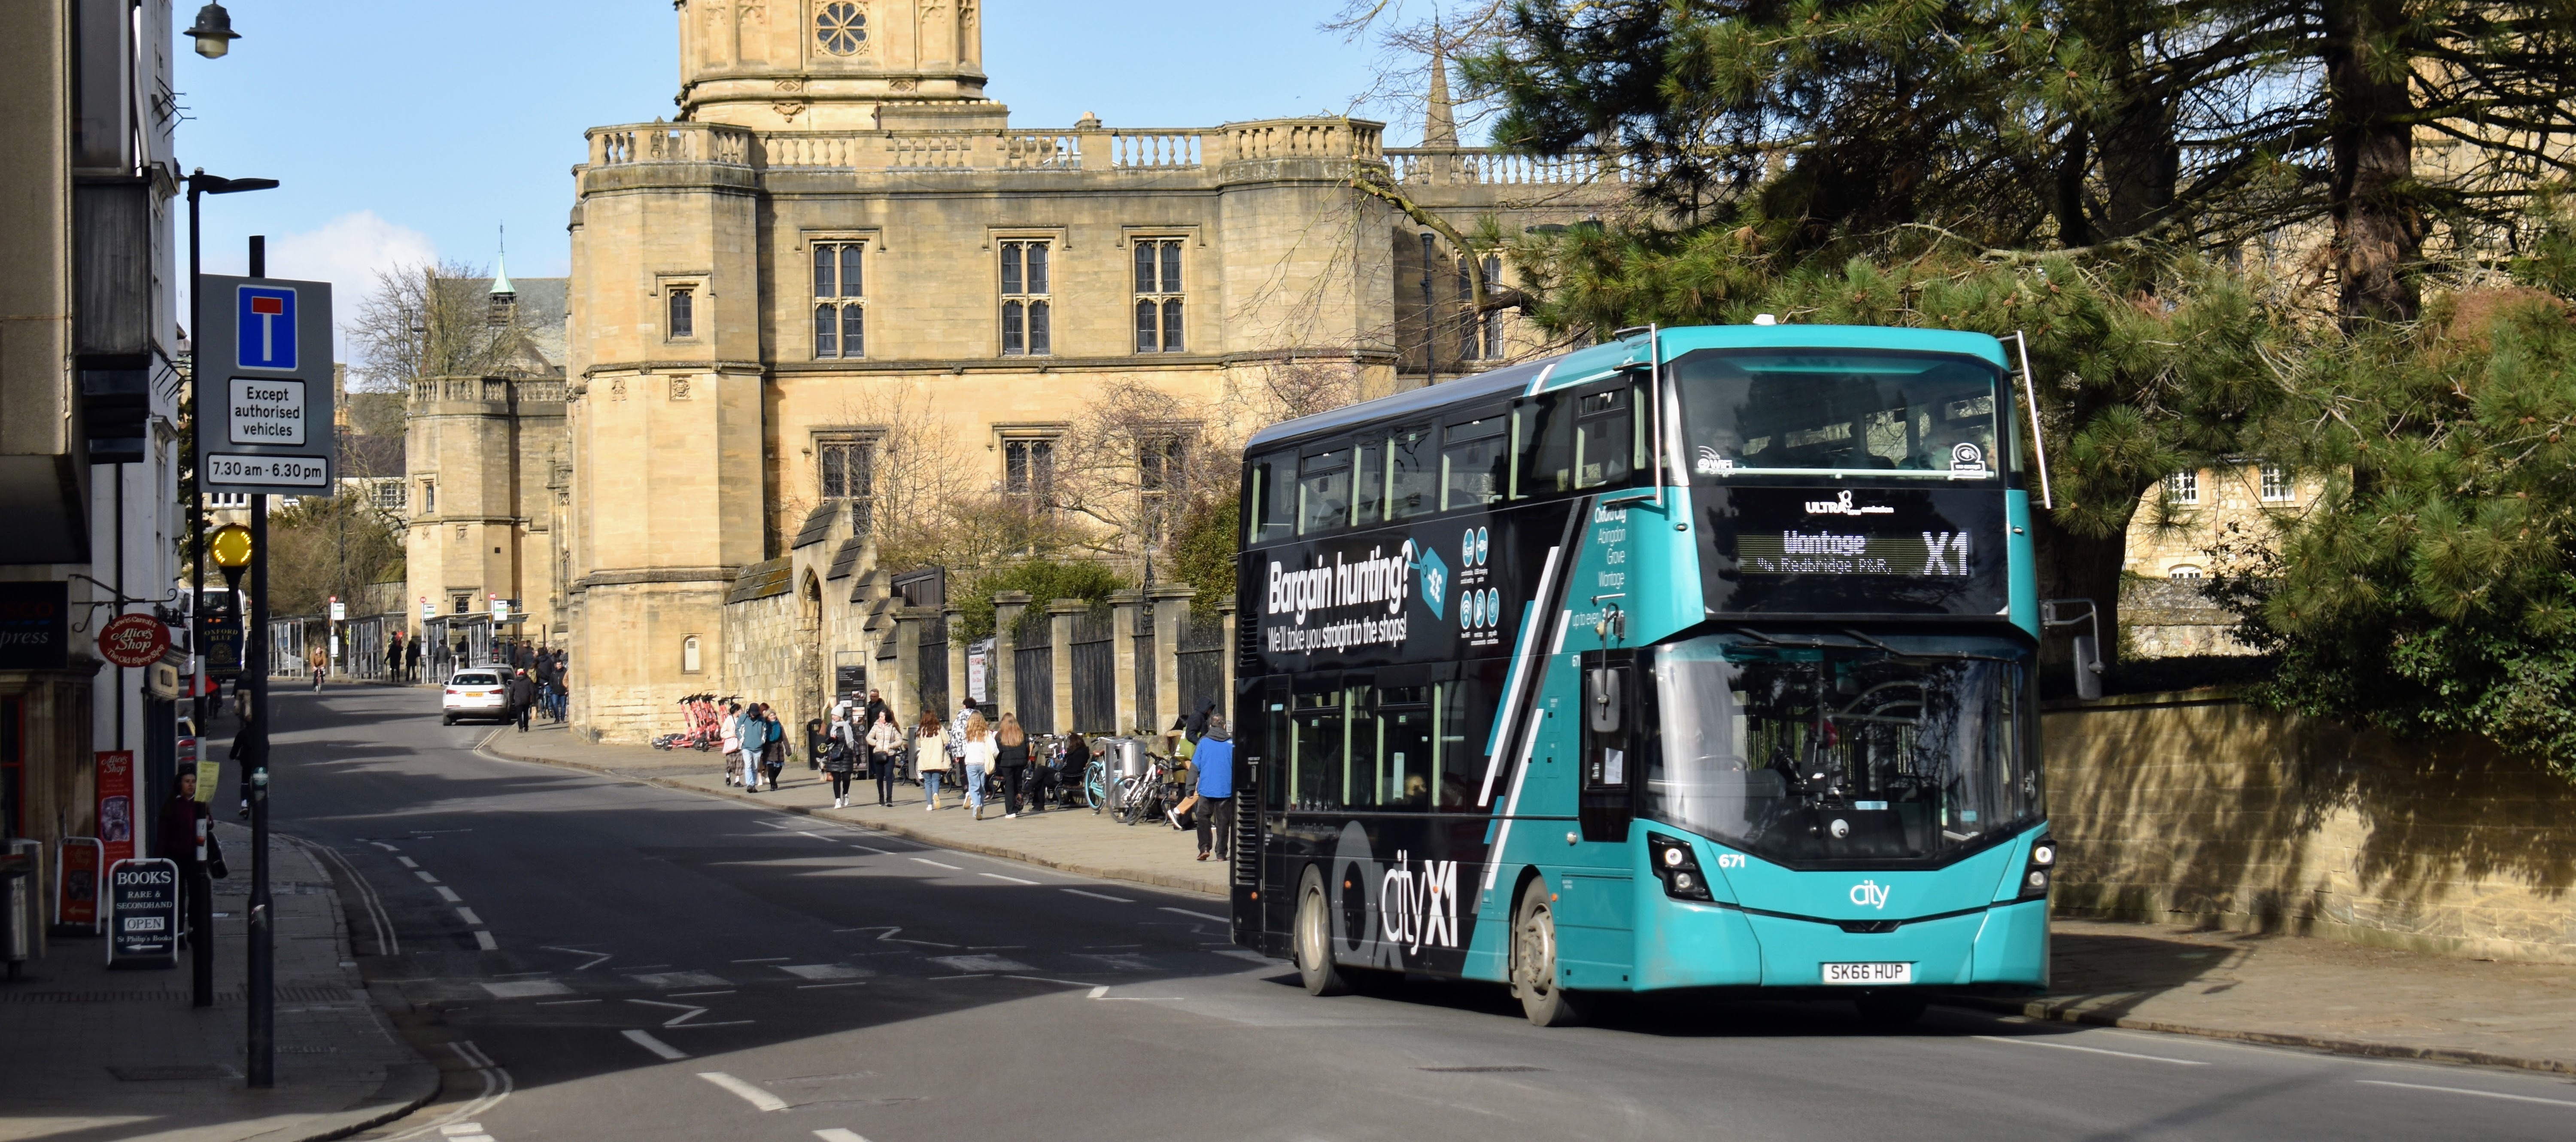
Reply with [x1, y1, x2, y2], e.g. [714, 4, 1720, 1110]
[409, 0, 1623, 742]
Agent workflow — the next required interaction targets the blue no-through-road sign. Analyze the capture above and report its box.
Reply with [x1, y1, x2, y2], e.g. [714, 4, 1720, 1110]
[235, 285, 298, 371]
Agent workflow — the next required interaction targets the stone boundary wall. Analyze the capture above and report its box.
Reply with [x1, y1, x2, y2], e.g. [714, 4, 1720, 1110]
[722, 589, 801, 729]
[2045, 695, 2576, 963]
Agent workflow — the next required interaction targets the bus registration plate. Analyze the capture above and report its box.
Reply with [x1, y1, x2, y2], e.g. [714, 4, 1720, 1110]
[1822, 962, 1911, 985]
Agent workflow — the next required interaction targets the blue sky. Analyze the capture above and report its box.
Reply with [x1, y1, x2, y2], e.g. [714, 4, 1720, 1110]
[176, 0, 1441, 349]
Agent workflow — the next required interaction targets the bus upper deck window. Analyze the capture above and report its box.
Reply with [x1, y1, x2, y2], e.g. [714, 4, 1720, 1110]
[1298, 446, 1352, 535]
[1441, 415, 1507, 511]
[1388, 425, 1437, 520]
[1352, 439, 1386, 527]
[1513, 393, 1572, 499]
[1248, 454, 1296, 544]
[1571, 385, 1639, 489]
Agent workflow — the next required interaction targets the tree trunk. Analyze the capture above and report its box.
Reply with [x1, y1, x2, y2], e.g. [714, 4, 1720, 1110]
[2323, 0, 2423, 325]
[2031, 507, 2132, 677]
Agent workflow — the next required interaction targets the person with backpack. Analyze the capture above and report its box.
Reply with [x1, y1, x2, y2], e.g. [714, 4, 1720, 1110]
[866, 710, 903, 807]
[821, 713, 858, 808]
[759, 705, 788, 792]
[1194, 716, 1237, 862]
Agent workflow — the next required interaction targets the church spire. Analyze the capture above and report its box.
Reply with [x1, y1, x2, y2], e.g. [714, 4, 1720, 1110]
[489, 225, 515, 298]
[1425, 29, 1459, 147]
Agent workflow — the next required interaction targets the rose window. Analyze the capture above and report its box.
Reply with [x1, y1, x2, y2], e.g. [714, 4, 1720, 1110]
[816, 2, 867, 55]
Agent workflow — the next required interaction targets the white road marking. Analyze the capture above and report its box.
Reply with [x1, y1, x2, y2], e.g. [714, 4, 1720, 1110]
[627, 998, 711, 1027]
[780, 964, 873, 980]
[851, 845, 895, 855]
[435, 887, 461, 903]
[397, 856, 419, 869]
[535, 999, 600, 1006]
[1971, 1035, 2206, 1066]
[1001, 975, 1091, 987]
[731, 956, 790, 963]
[979, 872, 1040, 885]
[696, 1071, 788, 1112]
[367, 841, 398, 852]
[473, 931, 498, 951]
[415, 871, 440, 884]
[2356, 1079, 2576, 1109]
[1158, 907, 1228, 923]
[382, 1041, 511, 1142]
[796, 981, 868, 990]
[622, 1029, 687, 1060]
[437, 1125, 484, 1136]
[1063, 889, 1134, 903]
[836, 925, 957, 948]
[814, 1130, 872, 1142]
[456, 907, 483, 926]
[627, 971, 729, 989]
[477, 980, 571, 999]
[1087, 986, 1109, 999]
[929, 954, 1034, 972]
[540, 946, 612, 971]
[910, 857, 963, 871]
[669, 990, 735, 997]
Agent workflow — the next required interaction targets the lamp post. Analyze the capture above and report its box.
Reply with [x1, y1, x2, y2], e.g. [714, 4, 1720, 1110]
[183, 172, 275, 1014]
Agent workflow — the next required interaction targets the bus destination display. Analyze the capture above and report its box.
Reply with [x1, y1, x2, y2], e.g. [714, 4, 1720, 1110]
[1738, 529, 1973, 577]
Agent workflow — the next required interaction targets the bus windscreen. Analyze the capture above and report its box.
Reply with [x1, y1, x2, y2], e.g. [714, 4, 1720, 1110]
[1672, 349, 2004, 480]
[1642, 632, 2041, 867]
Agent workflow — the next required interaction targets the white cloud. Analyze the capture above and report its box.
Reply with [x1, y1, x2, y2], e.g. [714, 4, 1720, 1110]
[193, 210, 438, 362]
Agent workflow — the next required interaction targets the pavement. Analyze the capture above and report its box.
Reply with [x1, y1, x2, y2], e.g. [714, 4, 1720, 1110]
[0, 818, 437, 1142]
[478, 721, 1226, 898]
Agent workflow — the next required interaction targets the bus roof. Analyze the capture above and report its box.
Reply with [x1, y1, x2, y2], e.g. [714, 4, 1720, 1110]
[1244, 325, 2010, 453]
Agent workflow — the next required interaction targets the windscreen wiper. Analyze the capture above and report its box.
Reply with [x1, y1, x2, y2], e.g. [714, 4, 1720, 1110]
[1715, 624, 2017, 663]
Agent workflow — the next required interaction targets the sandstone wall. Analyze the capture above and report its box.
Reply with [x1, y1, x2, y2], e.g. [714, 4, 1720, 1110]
[2046, 696, 2576, 963]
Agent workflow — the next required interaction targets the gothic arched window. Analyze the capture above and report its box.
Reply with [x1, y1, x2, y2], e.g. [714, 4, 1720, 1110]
[816, 2, 867, 55]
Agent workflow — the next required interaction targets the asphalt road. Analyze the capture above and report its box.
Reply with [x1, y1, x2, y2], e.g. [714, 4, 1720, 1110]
[235, 683, 2576, 1142]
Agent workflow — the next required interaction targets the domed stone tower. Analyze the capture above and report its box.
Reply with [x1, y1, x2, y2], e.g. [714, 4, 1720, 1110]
[677, 0, 1005, 131]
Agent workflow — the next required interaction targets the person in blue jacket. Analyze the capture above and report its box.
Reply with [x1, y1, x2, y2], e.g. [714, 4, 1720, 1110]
[1193, 717, 1234, 862]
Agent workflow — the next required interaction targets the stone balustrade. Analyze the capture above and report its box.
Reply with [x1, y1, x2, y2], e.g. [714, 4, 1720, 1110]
[576, 116, 1631, 182]
[409, 376, 568, 406]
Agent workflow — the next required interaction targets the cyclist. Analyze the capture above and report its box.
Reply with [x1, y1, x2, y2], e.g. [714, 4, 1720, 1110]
[307, 644, 327, 691]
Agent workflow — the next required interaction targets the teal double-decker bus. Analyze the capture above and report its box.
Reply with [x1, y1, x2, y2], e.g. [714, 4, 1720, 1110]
[1226, 323, 2060, 1026]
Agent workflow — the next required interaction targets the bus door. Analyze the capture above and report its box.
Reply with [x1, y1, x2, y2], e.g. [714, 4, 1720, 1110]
[1578, 649, 1636, 843]
[1241, 675, 1291, 953]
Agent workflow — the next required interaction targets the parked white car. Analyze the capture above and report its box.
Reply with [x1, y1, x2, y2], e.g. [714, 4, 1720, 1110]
[442, 670, 509, 725]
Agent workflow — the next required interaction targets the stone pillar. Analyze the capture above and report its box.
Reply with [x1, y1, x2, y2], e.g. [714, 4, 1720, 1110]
[1108, 589, 1142, 734]
[1148, 585, 1194, 733]
[1046, 598, 1082, 735]
[991, 591, 1029, 717]
[892, 606, 927, 730]
[942, 603, 967, 714]
[1218, 598, 1239, 714]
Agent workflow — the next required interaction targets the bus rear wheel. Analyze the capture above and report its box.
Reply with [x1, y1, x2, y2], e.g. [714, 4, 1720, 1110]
[1511, 878, 1588, 1027]
[1294, 868, 1352, 996]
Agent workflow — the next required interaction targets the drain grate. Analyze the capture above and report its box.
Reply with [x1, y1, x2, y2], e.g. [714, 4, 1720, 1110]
[1417, 1065, 1547, 1073]
[109, 1064, 240, 1081]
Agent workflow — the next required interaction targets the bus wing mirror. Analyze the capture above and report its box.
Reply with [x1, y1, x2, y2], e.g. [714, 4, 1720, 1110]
[1587, 667, 1622, 733]
[2041, 598, 2104, 701]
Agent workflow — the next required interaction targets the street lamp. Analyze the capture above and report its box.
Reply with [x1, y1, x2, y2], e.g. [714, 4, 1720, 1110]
[185, 2, 241, 59]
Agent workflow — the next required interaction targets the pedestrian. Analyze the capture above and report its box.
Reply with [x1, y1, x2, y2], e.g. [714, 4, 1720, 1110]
[1053, 730, 1089, 812]
[948, 696, 974, 785]
[1187, 698, 1216, 741]
[960, 711, 996, 821]
[404, 636, 422, 683]
[821, 714, 857, 808]
[507, 668, 538, 732]
[1166, 715, 1194, 767]
[720, 700, 745, 787]
[309, 644, 328, 691]
[915, 710, 948, 809]
[994, 712, 1031, 819]
[866, 710, 903, 807]
[738, 703, 769, 792]
[806, 717, 826, 775]
[384, 635, 401, 682]
[862, 688, 890, 735]
[156, 769, 211, 937]
[1193, 715, 1236, 862]
[760, 704, 788, 791]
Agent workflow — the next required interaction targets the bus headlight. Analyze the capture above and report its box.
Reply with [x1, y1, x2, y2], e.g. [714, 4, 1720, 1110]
[1647, 834, 1713, 901]
[2018, 834, 2056, 901]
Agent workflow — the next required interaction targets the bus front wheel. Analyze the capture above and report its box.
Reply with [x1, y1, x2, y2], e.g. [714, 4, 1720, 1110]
[1294, 868, 1352, 996]
[1511, 878, 1588, 1027]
